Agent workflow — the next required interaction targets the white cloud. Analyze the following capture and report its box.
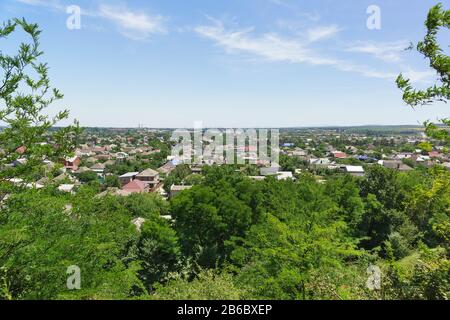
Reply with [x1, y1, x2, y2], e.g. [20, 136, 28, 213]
[98, 4, 166, 40]
[195, 19, 394, 80]
[346, 40, 411, 62]
[402, 68, 436, 84]
[16, 0, 63, 10]
[306, 25, 341, 42]
[16, 1, 167, 40]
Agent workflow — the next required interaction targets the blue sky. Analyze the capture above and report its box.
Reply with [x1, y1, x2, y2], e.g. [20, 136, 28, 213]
[1, 0, 449, 127]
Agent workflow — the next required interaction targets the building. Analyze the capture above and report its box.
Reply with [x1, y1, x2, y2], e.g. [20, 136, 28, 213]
[58, 184, 75, 193]
[260, 166, 280, 176]
[157, 161, 176, 175]
[277, 171, 294, 180]
[15, 146, 26, 154]
[344, 165, 365, 177]
[116, 152, 129, 161]
[119, 172, 139, 186]
[332, 151, 348, 159]
[63, 156, 81, 171]
[122, 179, 149, 194]
[282, 143, 295, 148]
[380, 160, 413, 172]
[135, 168, 160, 189]
[310, 158, 332, 168]
[90, 163, 106, 175]
[96, 187, 132, 198]
[170, 185, 193, 198]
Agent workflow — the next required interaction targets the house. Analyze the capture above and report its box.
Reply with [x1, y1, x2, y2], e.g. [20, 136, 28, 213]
[116, 152, 129, 160]
[393, 153, 412, 160]
[122, 179, 149, 194]
[248, 176, 266, 181]
[170, 185, 193, 198]
[104, 159, 116, 167]
[92, 146, 107, 154]
[344, 165, 365, 177]
[95, 154, 111, 161]
[63, 156, 80, 171]
[282, 143, 295, 148]
[429, 151, 441, 158]
[135, 168, 160, 189]
[411, 155, 430, 163]
[310, 158, 331, 167]
[85, 157, 97, 164]
[53, 173, 76, 183]
[290, 148, 307, 157]
[277, 171, 294, 180]
[90, 163, 106, 175]
[96, 187, 131, 198]
[37, 177, 49, 186]
[380, 160, 413, 172]
[12, 158, 27, 167]
[332, 151, 348, 159]
[346, 146, 358, 153]
[75, 166, 91, 174]
[260, 166, 279, 176]
[157, 161, 176, 175]
[119, 172, 139, 185]
[15, 146, 26, 154]
[76, 148, 93, 157]
[58, 184, 75, 193]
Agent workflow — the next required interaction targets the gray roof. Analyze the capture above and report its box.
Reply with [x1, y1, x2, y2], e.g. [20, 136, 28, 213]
[120, 172, 139, 178]
[90, 163, 106, 170]
[260, 166, 279, 176]
[170, 185, 193, 192]
[137, 168, 159, 177]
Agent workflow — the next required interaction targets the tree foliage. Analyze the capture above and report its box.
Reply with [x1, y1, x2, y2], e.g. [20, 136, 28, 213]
[396, 3, 450, 142]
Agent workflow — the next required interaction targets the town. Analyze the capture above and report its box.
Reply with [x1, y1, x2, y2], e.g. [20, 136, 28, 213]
[3, 126, 448, 203]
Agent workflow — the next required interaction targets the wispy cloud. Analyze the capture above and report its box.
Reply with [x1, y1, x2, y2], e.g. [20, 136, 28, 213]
[15, 1, 167, 40]
[194, 18, 395, 80]
[268, 0, 286, 5]
[346, 40, 411, 62]
[402, 68, 436, 84]
[269, 0, 320, 21]
[98, 4, 166, 40]
[306, 25, 341, 42]
[16, 0, 63, 11]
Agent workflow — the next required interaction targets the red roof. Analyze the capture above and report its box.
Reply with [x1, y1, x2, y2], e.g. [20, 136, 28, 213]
[122, 180, 148, 193]
[333, 151, 348, 159]
[429, 151, 440, 158]
[16, 146, 26, 154]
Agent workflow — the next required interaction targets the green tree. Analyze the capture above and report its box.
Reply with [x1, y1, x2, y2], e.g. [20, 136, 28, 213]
[0, 18, 81, 201]
[396, 3, 450, 142]
[77, 171, 98, 183]
[105, 174, 120, 188]
[152, 269, 247, 300]
[137, 217, 181, 291]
